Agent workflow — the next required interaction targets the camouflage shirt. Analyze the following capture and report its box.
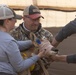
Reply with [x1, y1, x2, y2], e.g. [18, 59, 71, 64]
[11, 23, 53, 42]
[10, 23, 53, 75]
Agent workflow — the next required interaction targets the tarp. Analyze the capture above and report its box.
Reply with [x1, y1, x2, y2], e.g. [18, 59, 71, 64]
[0, 0, 76, 10]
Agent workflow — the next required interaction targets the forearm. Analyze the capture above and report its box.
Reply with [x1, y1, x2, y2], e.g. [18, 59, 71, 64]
[55, 20, 76, 42]
[52, 54, 76, 64]
[7, 41, 39, 72]
[52, 38, 60, 48]
[52, 55, 67, 62]
[17, 40, 33, 51]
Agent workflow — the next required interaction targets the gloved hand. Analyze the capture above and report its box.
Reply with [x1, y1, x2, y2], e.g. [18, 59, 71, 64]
[39, 39, 58, 56]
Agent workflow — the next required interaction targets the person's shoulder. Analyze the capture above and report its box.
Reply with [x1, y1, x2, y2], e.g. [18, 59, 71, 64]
[41, 28, 49, 32]
[0, 32, 15, 41]
[40, 28, 53, 39]
[13, 23, 23, 31]
[41, 28, 52, 34]
[10, 25, 22, 34]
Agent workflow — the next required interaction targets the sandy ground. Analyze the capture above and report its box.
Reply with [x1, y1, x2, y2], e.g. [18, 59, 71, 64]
[45, 27, 76, 75]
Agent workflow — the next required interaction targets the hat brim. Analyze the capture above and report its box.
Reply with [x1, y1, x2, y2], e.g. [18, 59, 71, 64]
[29, 14, 44, 19]
[8, 8, 22, 20]
[15, 14, 22, 20]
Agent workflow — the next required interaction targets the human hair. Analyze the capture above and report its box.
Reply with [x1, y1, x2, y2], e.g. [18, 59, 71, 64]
[0, 20, 4, 26]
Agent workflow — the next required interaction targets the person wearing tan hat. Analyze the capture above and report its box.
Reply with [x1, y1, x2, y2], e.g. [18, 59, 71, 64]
[0, 5, 46, 75]
[10, 5, 55, 75]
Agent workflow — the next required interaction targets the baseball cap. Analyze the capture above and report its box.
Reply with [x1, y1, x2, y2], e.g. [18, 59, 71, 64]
[0, 5, 22, 20]
[23, 5, 44, 19]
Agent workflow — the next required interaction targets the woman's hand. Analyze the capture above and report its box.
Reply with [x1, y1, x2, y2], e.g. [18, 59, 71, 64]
[37, 50, 46, 58]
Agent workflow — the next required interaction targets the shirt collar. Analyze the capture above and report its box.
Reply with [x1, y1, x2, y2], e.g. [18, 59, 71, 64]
[23, 23, 30, 32]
